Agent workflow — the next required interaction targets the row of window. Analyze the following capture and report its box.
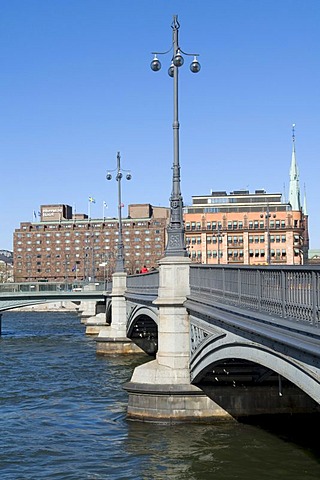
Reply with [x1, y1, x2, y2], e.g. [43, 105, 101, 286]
[185, 219, 299, 231]
[188, 249, 301, 258]
[187, 235, 290, 245]
[16, 229, 161, 239]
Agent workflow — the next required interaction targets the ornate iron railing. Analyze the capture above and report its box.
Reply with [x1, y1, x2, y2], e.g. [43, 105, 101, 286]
[189, 265, 320, 327]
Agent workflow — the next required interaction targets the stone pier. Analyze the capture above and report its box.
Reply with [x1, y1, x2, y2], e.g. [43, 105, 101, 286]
[96, 271, 143, 354]
[124, 256, 229, 422]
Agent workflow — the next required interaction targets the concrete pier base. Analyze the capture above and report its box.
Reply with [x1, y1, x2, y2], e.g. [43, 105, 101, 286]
[96, 333, 144, 354]
[124, 360, 233, 422]
[84, 312, 108, 335]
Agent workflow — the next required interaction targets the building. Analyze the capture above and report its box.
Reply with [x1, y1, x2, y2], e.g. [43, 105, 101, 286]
[183, 128, 309, 265]
[0, 250, 14, 282]
[13, 204, 169, 282]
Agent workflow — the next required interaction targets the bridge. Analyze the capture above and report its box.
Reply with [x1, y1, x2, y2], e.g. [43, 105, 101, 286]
[1, 261, 319, 423]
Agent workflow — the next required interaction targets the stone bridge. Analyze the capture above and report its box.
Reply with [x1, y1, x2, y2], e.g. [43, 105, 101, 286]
[1, 261, 319, 422]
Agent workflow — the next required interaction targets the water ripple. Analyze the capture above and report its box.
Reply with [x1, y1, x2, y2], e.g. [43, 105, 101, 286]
[1, 311, 319, 480]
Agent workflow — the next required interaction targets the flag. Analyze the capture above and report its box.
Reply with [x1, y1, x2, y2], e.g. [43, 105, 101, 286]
[119, 203, 124, 208]
[33, 211, 37, 220]
[89, 196, 96, 204]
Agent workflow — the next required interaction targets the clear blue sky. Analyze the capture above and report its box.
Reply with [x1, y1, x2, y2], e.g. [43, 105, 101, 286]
[1, 0, 319, 250]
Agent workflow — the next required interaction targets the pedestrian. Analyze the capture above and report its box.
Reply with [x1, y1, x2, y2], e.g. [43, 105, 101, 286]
[140, 265, 148, 273]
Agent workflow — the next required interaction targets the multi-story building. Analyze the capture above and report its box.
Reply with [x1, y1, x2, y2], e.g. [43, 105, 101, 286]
[184, 128, 309, 265]
[13, 203, 169, 282]
[184, 189, 308, 265]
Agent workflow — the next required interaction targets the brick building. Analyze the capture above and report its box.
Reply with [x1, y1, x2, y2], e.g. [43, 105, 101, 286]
[13, 204, 169, 282]
[184, 189, 308, 265]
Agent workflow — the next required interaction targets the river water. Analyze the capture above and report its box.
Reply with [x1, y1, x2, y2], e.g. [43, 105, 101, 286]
[0, 311, 319, 480]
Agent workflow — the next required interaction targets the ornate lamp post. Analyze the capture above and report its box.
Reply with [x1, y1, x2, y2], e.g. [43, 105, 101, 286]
[151, 15, 200, 256]
[106, 152, 132, 272]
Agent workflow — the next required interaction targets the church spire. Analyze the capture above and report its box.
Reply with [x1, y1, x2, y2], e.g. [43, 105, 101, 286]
[288, 123, 301, 211]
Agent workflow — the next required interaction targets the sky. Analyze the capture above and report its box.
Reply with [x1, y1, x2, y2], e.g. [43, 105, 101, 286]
[1, 0, 319, 250]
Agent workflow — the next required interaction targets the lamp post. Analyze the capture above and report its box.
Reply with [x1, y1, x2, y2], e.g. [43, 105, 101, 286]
[106, 152, 132, 272]
[212, 225, 224, 265]
[151, 15, 200, 257]
[261, 205, 276, 265]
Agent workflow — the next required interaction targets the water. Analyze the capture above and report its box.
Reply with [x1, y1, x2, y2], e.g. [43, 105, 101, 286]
[1, 311, 319, 480]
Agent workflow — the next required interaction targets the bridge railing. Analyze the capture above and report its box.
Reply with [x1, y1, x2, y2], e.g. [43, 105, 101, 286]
[189, 265, 320, 327]
[0, 281, 108, 294]
[126, 270, 159, 296]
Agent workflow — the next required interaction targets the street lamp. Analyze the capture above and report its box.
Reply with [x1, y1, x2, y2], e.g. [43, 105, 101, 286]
[106, 152, 132, 272]
[213, 227, 224, 265]
[261, 205, 276, 265]
[151, 15, 200, 257]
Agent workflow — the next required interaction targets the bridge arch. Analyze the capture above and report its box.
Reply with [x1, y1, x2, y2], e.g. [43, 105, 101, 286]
[126, 305, 158, 355]
[191, 340, 320, 405]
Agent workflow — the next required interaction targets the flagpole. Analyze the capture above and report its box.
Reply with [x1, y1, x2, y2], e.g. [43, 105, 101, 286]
[103, 201, 107, 220]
